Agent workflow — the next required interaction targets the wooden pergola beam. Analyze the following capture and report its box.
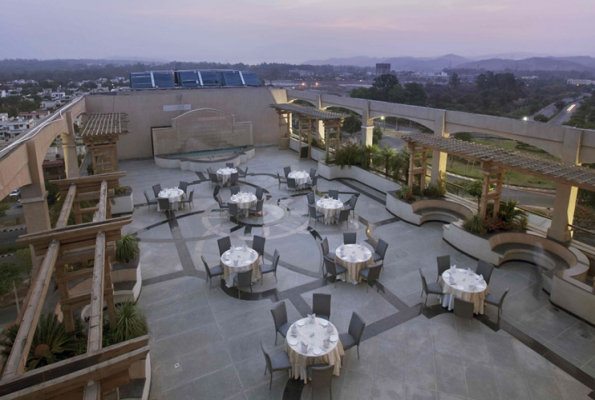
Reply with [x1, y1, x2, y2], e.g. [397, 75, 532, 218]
[87, 232, 106, 354]
[55, 184, 77, 229]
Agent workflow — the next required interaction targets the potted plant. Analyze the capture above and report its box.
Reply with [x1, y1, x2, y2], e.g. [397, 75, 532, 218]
[110, 186, 134, 215]
[102, 302, 148, 347]
[116, 234, 140, 264]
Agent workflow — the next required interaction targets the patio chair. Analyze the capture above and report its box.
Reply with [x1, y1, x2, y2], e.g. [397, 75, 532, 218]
[344, 195, 358, 220]
[372, 239, 389, 266]
[343, 232, 356, 245]
[201, 256, 224, 289]
[339, 312, 366, 359]
[238, 167, 248, 178]
[333, 209, 351, 228]
[143, 191, 157, 211]
[419, 269, 442, 307]
[309, 168, 317, 180]
[287, 178, 297, 191]
[255, 187, 264, 200]
[157, 198, 170, 212]
[230, 186, 240, 196]
[277, 173, 287, 188]
[249, 199, 264, 215]
[260, 249, 280, 284]
[226, 162, 234, 168]
[229, 172, 239, 187]
[308, 175, 318, 190]
[209, 172, 222, 187]
[152, 184, 162, 198]
[283, 166, 292, 178]
[437, 255, 451, 281]
[228, 203, 239, 220]
[252, 235, 266, 264]
[321, 237, 333, 261]
[323, 258, 347, 287]
[307, 192, 315, 206]
[216, 194, 229, 219]
[307, 364, 334, 399]
[218, 236, 232, 257]
[270, 302, 290, 345]
[485, 287, 510, 324]
[359, 265, 382, 293]
[454, 297, 475, 319]
[312, 293, 331, 320]
[261, 340, 292, 390]
[309, 204, 324, 227]
[181, 190, 194, 209]
[328, 190, 339, 200]
[476, 260, 494, 284]
[234, 269, 253, 299]
[179, 181, 188, 194]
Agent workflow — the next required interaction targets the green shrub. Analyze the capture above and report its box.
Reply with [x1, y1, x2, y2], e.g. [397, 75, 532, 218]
[464, 214, 487, 235]
[103, 302, 148, 346]
[372, 126, 383, 144]
[115, 234, 139, 263]
[0, 202, 9, 219]
[331, 142, 362, 169]
[114, 186, 128, 196]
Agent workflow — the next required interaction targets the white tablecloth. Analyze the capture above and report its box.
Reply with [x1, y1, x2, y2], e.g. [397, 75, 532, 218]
[285, 317, 344, 383]
[316, 198, 344, 224]
[229, 192, 257, 210]
[220, 247, 261, 287]
[217, 168, 237, 185]
[335, 244, 374, 284]
[288, 170, 311, 189]
[439, 267, 489, 314]
[158, 188, 184, 211]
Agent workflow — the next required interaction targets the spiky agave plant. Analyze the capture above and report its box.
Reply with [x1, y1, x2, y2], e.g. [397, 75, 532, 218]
[27, 314, 77, 370]
[115, 234, 139, 263]
[109, 302, 148, 345]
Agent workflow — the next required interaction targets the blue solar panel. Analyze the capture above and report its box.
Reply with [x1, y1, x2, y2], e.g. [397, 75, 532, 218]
[176, 71, 201, 87]
[200, 71, 220, 86]
[152, 71, 175, 88]
[241, 72, 260, 86]
[130, 72, 153, 89]
[222, 71, 243, 87]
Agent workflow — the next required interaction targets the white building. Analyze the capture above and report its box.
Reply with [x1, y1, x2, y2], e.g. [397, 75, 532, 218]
[41, 100, 60, 110]
[0, 113, 8, 122]
[567, 79, 595, 86]
[0, 118, 36, 138]
[51, 92, 66, 100]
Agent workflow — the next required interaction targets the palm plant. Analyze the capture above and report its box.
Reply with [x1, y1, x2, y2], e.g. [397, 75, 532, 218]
[332, 142, 361, 169]
[372, 145, 396, 177]
[27, 314, 77, 370]
[463, 214, 487, 235]
[494, 200, 528, 231]
[116, 234, 139, 263]
[105, 302, 148, 346]
[358, 144, 379, 170]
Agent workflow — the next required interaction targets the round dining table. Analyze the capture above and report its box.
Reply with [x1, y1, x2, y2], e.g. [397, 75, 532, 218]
[334, 244, 374, 284]
[439, 267, 489, 314]
[288, 170, 311, 189]
[229, 192, 257, 216]
[316, 198, 344, 224]
[217, 167, 237, 186]
[285, 316, 344, 383]
[158, 187, 184, 211]
[220, 246, 260, 287]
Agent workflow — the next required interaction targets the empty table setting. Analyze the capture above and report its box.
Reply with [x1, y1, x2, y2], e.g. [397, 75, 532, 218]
[229, 191, 257, 215]
[158, 187, 184, 211]
[217, 167, 237, 186]
[335, 244, 373, 284]
[316, 197, 343, 224]
[285, 315, 344, 383]
[288, 170, 311, 189]
[439, 265, 488, 314]
[220, 245, 260, 287]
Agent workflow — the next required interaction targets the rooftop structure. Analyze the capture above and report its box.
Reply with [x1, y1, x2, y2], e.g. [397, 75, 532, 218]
[129, 69, 260, 89]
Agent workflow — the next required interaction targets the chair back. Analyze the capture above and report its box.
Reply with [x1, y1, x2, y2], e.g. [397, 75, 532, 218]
[179, 181, 188, 193]
[307, 192, 315, 205]
[375, 239, 389, 259]
[419, 269, 429, 294]
[254, 199, 264, 213]
[321, 237, 330, 255]
[226, 162, 234, 168]
[343, 232, 356, 245]
[277, 173, 285, 183]
[329, 190, 339, 200]
[308, 204, 319, 219]
[188, 190, 194, 202]
[311, 175, 318, 187]
[437, 255, 451, 278]
[229, 202, 239, 217]
[323, 258, 338, 276]
[201, 256, 213, 279]
[283, 166, 291, 178]
[272, 249, 280, 272]
[312, 293, 331, 318]
[152, 184, 162, 198]
[270, 302, 288, 331]
[309, 168, 317, 179]
[144, 191, 151, 203]
[230, 186, 240, 195]
[476, 260, 494, 284]
[218, 236, 232, 256]
[454, 297, 475, 319]
[236, 269, 253, 289]
[348, 312, 366, 345]
[337, 209, 350, 223]
[310, 364, 334, 389]
[287, 178, 296, 189]
[230, 172, 239, 185]
[209, 172, 219, 184]
[365, 265, 382, 286]
[158, 198, 170, 211]
[255, 187, 264, 200]
[252, 235, 266, 256]
[499, 287, 510, 308]
[260, 340, 272, 373]
[207, 167, 212, 174]
[216, 194, 225, 207]
[349, 195, 358, 209]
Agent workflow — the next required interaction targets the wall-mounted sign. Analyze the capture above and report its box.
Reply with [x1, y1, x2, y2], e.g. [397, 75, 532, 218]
[163, 104, 191, 112]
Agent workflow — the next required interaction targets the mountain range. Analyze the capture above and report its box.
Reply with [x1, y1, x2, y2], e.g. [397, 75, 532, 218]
[304, 54, 595, 72]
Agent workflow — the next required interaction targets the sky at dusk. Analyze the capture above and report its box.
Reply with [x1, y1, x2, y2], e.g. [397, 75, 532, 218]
[1, 0, 594, 63]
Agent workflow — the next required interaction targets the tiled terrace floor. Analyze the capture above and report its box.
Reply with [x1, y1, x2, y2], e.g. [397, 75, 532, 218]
[119, 146, 595, 399]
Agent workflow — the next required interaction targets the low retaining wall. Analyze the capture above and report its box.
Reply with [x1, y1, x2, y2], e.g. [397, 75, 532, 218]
[317, 162, 400, 194]
[111, 191, 134, 215]
[154, 147, 255, 172]
[386, 196, 474, 225]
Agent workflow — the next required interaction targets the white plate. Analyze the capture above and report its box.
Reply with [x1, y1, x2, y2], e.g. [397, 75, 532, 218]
[297, 320, 306, 327]
[329, 334, 338, 342]
[288, 337, 298, 346]
[443, 270, 450, 277]
[313, 347, 323, 355]
[320, 320, 328, 327]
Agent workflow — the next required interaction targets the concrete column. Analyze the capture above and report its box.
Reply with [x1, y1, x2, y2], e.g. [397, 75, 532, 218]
[361, 123, 374, 146]
[61, 112, 79, 179]
[430, 111, 448, 185]
[547, 184, 578, 243]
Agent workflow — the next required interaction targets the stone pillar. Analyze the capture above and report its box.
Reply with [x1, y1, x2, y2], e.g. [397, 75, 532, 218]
[360, 100, 374, 146]
[61, 112, 79, 179]
[430, 111, 448, 185]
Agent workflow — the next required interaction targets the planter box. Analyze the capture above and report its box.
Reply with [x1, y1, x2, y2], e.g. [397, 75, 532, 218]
[111, 188, 134, 215]
[386, 195, 474, 226]
[279, 137, 290, 150]
[317, 162, 400, 193]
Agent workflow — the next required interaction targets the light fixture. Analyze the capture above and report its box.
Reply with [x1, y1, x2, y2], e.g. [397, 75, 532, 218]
[522, 116, 528, 121]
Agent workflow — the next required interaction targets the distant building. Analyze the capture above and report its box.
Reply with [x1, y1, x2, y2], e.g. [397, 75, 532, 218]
[19, 110, 50, 120]
[0, 113, 8, 122]
[376, 63, 391, 76]
[567, 79, 595, 86]
[0, 117, 36, 138]
[41, 100, 60, 110]
[42, 158, 66, 180]
[51, 92, 66, 100]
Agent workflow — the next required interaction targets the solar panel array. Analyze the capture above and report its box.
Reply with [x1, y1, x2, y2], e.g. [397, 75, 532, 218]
[129, 70, 261, 89]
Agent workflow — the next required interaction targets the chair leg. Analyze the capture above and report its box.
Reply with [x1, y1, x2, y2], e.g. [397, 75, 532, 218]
[275, 332, 278, 345]
[269, 373, 273, 390]
[274, 272, 277, 282]
[357, 345, 360, 360]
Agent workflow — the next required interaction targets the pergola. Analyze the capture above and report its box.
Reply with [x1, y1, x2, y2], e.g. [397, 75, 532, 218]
[0, 172, 147, 400]
[402, 133, 595, 220]
[270, 103, 346, 158]
[80, 113, 129, 175]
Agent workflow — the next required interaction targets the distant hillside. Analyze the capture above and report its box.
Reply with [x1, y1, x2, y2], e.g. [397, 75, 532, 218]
[457, 57, 594, 72]
[305, 54, 471, 71]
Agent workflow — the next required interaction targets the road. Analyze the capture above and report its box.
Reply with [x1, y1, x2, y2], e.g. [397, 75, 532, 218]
[549, 101, 581, 126]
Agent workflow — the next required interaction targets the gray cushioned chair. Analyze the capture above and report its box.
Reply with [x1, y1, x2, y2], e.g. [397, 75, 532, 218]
[454, 297, 475, 319]
[307, 364, 334, 399]
[312, 293, 331, 320]
[419, 269, 442, 307]
[476, 260, 495, 284]
[201, 256, 223, 289]
[339, 312, 366, 359]
[270, 302, 290, 345]
[260, 249, 280, 284]
[218, 236, 231, 257]
[437, 255, 451, 281]
[261, 340, 292, 390]
[485, 286, 510, 323]
[234, 269, 253, 299]
[343, 232, 356, 245]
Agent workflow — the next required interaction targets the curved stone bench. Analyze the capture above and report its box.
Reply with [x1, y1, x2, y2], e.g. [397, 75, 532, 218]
[387, 195, 474, 226]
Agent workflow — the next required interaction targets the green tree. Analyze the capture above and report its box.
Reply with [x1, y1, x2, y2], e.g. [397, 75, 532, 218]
[0, 262, 24, 298]
[449, 73, 461, 89]
[533, 114, 549, 123]
[342, 114, 362, 134]
[0, 202, 9, 219]
[373, 74, 400, 93]
[403, 83, 428, 106]
[372, 126, 383, 144]
[454, 132, 473, 142]
[14, 248, 33, 280]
